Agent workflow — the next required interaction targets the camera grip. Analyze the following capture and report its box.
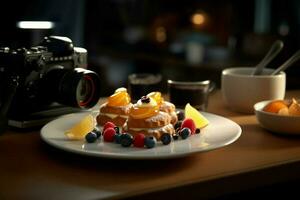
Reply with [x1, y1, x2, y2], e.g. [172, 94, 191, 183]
[0, 75, 19, 134]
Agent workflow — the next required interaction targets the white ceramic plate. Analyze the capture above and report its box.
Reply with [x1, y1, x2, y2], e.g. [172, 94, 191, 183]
[40, 112, 242, 160]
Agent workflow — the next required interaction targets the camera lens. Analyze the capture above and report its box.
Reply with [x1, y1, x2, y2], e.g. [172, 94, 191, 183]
[44, 67, 100, 108]
[76, 74, 96, 108]
[59, 68, 100, 108]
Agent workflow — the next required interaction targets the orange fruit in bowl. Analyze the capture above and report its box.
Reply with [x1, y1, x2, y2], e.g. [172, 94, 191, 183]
[288, 98, 300, 116]
[263, 100, 288, 114]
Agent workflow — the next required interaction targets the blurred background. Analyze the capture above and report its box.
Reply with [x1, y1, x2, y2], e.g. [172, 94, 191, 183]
[1, 0, 300, 96]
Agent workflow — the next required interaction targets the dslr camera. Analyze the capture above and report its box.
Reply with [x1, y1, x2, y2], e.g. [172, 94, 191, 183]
[0, 36, 100, 131]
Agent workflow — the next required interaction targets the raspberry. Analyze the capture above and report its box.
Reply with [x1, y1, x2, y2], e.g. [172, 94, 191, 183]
[181, 118, 196, 134]
[103, 127, 116, 142]
[133, 133, 146, 148]
[103, 122, 116, 131]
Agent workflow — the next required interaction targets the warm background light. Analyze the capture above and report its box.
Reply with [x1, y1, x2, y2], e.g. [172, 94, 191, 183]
[155, 26, 167, 42]
[191, 13, 205, 25]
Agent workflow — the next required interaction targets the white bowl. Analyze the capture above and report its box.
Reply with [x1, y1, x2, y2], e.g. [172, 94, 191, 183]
[254, 100, 300, 134]
[222, 67, 286, 114]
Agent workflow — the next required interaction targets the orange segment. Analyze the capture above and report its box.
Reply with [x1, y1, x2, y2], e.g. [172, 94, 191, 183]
[130, 106, 158, 119]
[288, 99, 300, 116]
[65, 114, 95, 140]
[263, 100, 288, 113]
[278, 107, 289, 116]
[107, 88, 131, 106]
[147, 92, 164, 105]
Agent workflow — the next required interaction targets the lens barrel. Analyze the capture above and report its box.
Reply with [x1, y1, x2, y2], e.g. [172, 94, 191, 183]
[58, 68, 100, 108]
[44, 67, 100, 108]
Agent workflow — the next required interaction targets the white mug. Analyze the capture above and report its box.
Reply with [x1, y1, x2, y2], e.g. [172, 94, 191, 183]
[221, 67, 286, 114]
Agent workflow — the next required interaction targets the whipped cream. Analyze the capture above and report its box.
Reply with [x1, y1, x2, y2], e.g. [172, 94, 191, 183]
[136, 97, 157, 108]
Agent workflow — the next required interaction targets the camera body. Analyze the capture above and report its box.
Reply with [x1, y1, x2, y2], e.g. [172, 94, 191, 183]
[0, 36, 100, 129]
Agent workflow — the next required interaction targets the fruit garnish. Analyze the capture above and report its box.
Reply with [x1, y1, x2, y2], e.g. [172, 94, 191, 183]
[114, 133, 122, 144]
[147, 92, 164, 105]
[195, 128, 201, 134]
[103, 121, 116, 131]
[278, 107, 289, 116]
[144, 136, 156, 148]
[141, 96, 151, 104]
[130, 97, 159, 119]
[94, 129, 102, 138]
[107, 87, 131, 106]
[288, 98, 300, 116]
[85, 132, 98, 143]
[263, 100, 288, 113]
[103, 127, 116, 142]
[180, 128, 191, 139]
[65, 114, 95, 140]
[185, 103, 209, 128]
[115, 87, 127, 93]
[120, 133, 133, 147]
[130, 106, 158, 119]
[133, 133, 146, 148]
[161, 133, 172, 145]
[181, 118, 196, 134]
[137, 96, 157, 107]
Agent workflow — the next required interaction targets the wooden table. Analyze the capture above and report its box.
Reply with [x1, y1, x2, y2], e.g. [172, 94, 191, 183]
[1, 90, 300, 200]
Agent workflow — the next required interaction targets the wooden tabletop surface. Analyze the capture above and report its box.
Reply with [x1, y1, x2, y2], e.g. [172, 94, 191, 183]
[1, 90, 300, 200]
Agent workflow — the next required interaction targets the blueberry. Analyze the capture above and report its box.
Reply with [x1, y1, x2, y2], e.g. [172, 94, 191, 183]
[161, 133, 171, 145]
[174, 121, 182, 130]
[141, 96, 150, 103]
[172, 133, 179, 140]
[92, 128, 101, 138]
[176, 110, 185, 121]
[120, 133, 133, 147]
[180, 128, 191, 139]
[85, 132, 97, 143]
[144, 136, 156, 148]
[195, 128, 201, 134]
[114, 133, 121, 144]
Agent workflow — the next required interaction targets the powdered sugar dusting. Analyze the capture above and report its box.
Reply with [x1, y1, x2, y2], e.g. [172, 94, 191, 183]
[145, 111, 170, 123]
